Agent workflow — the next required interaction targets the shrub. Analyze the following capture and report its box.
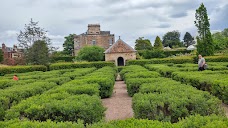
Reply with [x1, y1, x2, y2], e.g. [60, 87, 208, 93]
[5, 93, 105, 124]
[0, 65, 47, 76]
[47, 83, 100, 96]
[76, 46, 105, 62]
[0, 82, 57, 120]
[0, 119, 84, 128]
[50, 56, 74, 62]
[49, 61, 115, 70]
[127, 57, 193, 66]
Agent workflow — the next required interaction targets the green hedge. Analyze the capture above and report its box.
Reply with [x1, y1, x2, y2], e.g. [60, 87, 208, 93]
[1, 115, 228, 128]
[133, 80, 223, 122]
[88, 115, 228, 128]
[0, 65, 47, 76]
[5, 93, 105, 124]
[127, 57, 193, 66]
[0, 119, 84, 128]
[50, 56, 74, 62]
[0, 82, 57, 120]
[49, 61, 115, 70]
[47, 83, 100, 96]
[205, 56, 228, 62]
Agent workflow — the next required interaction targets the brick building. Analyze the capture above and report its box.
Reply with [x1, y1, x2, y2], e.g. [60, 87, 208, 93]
[104, 38, 137, 66]
[1, 43, 24, 65]
[74, 24, 115, 55]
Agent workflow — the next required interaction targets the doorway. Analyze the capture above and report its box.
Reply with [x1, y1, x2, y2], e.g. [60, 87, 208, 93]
[117, 57, 124, 66]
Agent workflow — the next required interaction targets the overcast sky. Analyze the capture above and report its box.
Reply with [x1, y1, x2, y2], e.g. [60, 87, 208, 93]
[0, 0, 227, 50]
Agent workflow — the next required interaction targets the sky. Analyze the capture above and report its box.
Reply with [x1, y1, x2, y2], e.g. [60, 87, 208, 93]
[0, 0, 227, 50]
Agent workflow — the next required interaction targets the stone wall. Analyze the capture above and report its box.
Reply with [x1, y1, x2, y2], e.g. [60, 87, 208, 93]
[74, 34, 114, 55]
[105, 52, 136, 66]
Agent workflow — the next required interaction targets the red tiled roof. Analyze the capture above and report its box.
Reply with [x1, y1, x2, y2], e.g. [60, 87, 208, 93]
[104, 39, 136, 53]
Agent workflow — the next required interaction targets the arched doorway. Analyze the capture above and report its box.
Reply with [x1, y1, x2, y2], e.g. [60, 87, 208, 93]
[117, 57, 124, 66]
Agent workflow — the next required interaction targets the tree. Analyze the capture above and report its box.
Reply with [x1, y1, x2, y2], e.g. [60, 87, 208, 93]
[27, 40, 49, 65]
[154, 36, 163, 50]
[76, 46, 104, 62]
[63, 34, 75, 56]
[135, 37, 153, 50]
[162, 30, 182, 48]
[0, 49, 3, 62]
[18, 19, 51, 50]
[194, 3, 214, 56]
[183, 32, 194, 47]
[212, 28, 228, 50]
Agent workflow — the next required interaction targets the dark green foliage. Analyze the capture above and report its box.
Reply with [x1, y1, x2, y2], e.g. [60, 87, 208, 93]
[5, 93, 105, 124]
[212, 28, 228, 50]
[0, 49, 3, 62]
[141, 50, 166, 59]
[135, 37, 153, 50]
[138, 50, 191, 59]
[133, 81, 223, 122]
[49, 61, 115, 70]
[0, 65, 47, 76]
[127, 57, 193, 66]
[0, 82, 57, 120]
[154, 36, 163, 50]
[76, 46, 105, 62]
[27, 40, 49, 65]
[195, 3, 214, 56]
[63, 34, 75, 56]
[162, 30, 183, 48]
[183, 32, 194, 47]
[0, 119, 84, 128]
[50, 56, 74, 62]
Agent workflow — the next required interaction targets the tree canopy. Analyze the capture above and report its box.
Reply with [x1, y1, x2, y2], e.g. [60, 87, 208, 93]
[0, 49, 3, 62]
[162, 31, 182, 48]
[63, 34, 75, 56]
[27, 40, 49, 65]
[212, 28, 228, 50]
[17, 19, 55, 64]
[194, 3, 214, 56]
[183, 32, 195, 47]
[135, 37, 153, 50]
[76, 46, 104, 62]
[154, 36, 163, 50]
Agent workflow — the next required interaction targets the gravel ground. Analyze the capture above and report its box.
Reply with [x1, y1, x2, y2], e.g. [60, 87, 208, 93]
[102, 80, 133, 121]
[222, 103, 228, 117]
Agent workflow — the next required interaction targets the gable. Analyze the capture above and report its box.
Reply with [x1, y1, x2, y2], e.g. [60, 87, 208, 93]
[104, 39, 136, 54]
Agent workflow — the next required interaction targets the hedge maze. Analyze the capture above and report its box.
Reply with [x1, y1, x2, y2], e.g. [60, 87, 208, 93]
[1, 60, 228, 127]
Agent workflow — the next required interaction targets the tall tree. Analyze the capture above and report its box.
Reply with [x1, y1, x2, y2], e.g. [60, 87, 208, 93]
[27, 40, 49, 65]
[17, 19, 55, 64]
[135, 37, 153, 50]
[63, 34, 75, 56]
[183, 32, 194, 47]
[154, 36, 163, 50]
[194, 3, 214, 56]
[17, 19, 51, 50]
[162, 30, 182, 48]
[0, 49, 3, 62]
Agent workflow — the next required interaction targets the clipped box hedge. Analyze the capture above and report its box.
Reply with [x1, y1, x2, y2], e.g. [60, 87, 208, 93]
[0, 65, 47, 76]
[127, 57, 193, 66]
[0, 82, 57, 120]
[5, 93, 105, 124]
[133, 81, 224, 122]
[0, 119, 84, 128]
[49, 61, 115, 70]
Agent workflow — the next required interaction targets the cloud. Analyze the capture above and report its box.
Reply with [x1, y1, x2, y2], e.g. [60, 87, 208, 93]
[0, 0, 227, 50]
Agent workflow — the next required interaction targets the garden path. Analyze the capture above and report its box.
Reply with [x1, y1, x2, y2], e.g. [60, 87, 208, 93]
[102, 74, 133, 121]
[222, 103, 228, 117]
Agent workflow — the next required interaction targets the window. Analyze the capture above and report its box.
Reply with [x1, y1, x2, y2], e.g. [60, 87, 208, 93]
[92, 40, 96, 45]
[109, 38, 113, 45]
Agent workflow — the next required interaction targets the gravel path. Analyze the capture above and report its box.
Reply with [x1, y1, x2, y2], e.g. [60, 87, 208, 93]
[222, 103, 228, 117]
[102, 80, 133, 121]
